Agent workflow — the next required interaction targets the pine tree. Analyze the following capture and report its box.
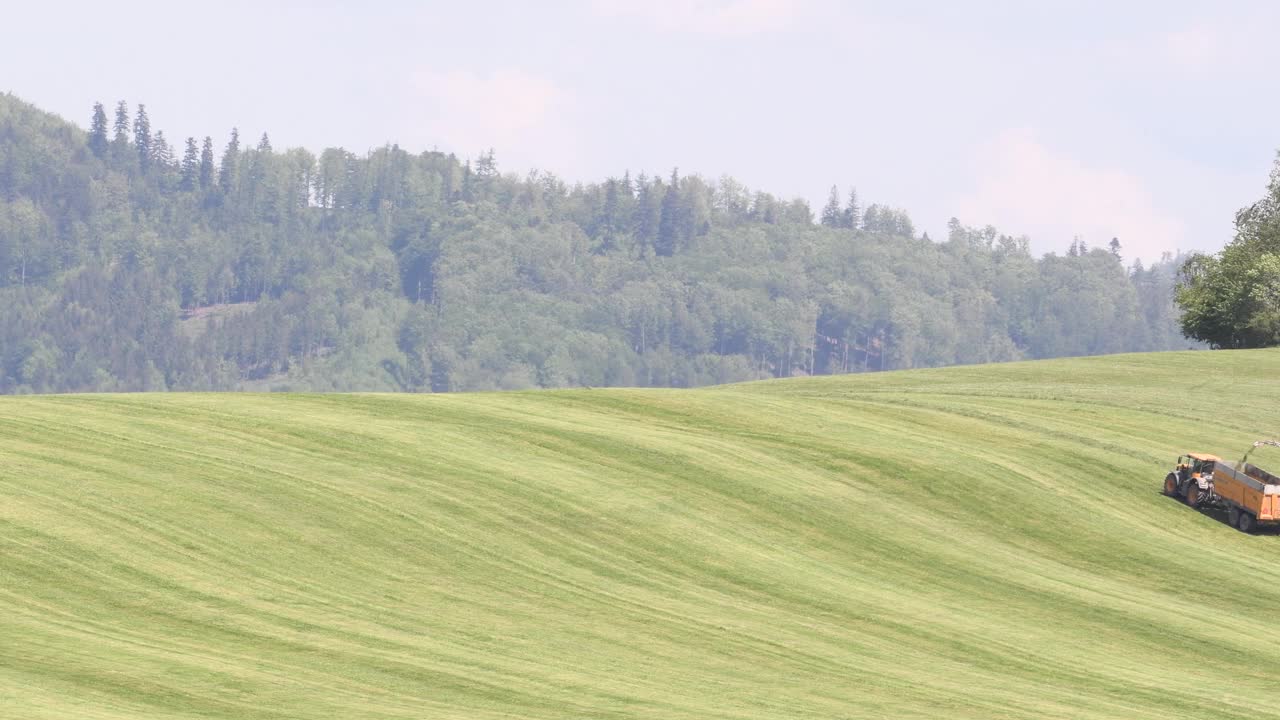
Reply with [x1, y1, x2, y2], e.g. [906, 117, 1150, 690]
[133, 104, 152, 174]
[443, 153, 458, 200]
[112, 101, 130, 145]
[597, 179, 621, 253]
[632, 173, 660, 252]
[199, 137, 215, 189]
[219, 128, 240, 193]
[151, 130, 174, 168]
[843, 188, 860, 229]
[460, 160, 474, 202]
[180, 137, 200, 191]
[88, 102, 109, 157]
[656, 168, 681, 256]
[250, 133, 277, 220]
[820, 185, 842, 227]
[1109, 237, 1121, 257]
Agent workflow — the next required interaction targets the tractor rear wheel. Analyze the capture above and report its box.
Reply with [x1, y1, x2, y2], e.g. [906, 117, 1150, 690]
[1185, 483, 1202, 508]
[1164, 473, 1179, 496]
[1238, 511, 1256, 534]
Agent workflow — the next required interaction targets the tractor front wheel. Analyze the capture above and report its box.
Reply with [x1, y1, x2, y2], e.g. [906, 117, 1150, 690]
[1164, 473, 1179, 496]
[1185, 483, 1203, 508]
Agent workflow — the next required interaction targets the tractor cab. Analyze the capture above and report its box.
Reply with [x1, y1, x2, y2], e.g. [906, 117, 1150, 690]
[1177, 453, 1220, 482]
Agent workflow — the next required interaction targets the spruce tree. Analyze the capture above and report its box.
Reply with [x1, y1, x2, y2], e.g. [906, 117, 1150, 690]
[180, 137, 200, 191]
[632, 173, 659, 252]
[820, 185, 842, 227]
[598, 179, 620, 253]
[133, 104, 152, 174]
[112, 101, 130, 145]
[88, 102, 109, 157]
[843, 188, 860, 229]
[656, 168, 681, 256]
[199, 137, 215, 189]
[251, 133, 277, 219]
[460, 160, 474, 202]
[151, 130, 174, 168]
[218, 128, 240, 193]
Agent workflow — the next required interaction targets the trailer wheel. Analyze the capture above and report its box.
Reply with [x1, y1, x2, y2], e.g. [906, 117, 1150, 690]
[1184, 483, 1202, 508]
[1164, 473, 1179, 496]
[1228, 506, 1241, 527]
[1238, 511, 1256, 534]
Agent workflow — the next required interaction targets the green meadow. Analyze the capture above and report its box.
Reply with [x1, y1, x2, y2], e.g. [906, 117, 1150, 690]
[3, 350, 1280, 719]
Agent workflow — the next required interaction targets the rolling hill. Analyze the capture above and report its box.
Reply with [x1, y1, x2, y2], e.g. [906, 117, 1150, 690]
[3, 350, 1280, 719]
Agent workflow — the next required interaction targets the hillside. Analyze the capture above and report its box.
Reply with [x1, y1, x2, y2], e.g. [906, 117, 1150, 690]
[0, 93, 1191, 394]
[3, 350, 1280, 718]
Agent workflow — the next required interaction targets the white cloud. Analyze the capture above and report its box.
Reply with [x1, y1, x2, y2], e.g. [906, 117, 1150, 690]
[412, 68, 567, 152]
[414, 67, 565, 144]
[1160, 25, 1225, 70]
[1106, 20, 1271, 78]
[591, 0, 802, 35]
[953, 129, 1186, 261]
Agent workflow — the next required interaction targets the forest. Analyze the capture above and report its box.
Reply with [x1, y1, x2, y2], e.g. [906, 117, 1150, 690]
[0, 93, 1193, 393]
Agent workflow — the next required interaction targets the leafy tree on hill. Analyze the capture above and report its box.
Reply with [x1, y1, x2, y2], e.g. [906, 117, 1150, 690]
[1177, 155, 1280, 348]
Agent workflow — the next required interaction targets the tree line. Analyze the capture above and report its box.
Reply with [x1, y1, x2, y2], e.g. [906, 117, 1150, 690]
[0, 94, 1193, 393]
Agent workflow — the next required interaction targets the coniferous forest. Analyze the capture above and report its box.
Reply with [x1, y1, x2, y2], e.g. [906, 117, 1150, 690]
[0, 93, 1193, 393]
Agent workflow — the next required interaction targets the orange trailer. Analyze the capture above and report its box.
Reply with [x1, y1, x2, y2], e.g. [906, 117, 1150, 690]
[1163, 442, 1280, 533]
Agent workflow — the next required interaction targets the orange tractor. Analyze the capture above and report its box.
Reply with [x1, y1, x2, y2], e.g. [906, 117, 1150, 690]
[1164, 441, 1280, 533]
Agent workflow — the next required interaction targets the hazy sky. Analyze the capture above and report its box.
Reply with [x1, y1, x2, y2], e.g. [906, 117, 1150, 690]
[6, 0, 1278, 260]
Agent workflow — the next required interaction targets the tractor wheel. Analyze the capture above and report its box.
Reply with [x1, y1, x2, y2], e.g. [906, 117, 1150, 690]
[1228, 506, 1241, 527]
[1185, 483, 1202, 508]
[1164, 473, 1179, 496]
[1238, 511, 1256, 534]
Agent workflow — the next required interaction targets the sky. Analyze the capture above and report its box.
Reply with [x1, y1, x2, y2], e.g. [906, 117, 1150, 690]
[5, 0, 1279, 261]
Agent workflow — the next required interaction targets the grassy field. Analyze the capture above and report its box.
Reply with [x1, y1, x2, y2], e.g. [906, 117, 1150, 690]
[3, 350, 1280, 719]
